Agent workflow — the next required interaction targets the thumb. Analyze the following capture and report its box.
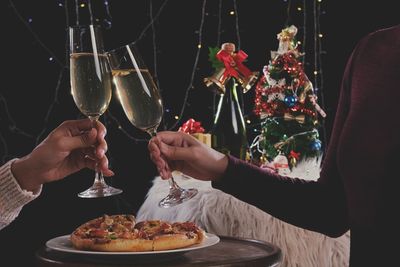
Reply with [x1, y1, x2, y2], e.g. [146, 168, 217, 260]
[61, 128, 97, 151]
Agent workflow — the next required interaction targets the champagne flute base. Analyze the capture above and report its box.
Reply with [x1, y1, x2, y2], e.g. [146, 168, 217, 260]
[158, 188, 198, 208]
[78, 182, 122, 198]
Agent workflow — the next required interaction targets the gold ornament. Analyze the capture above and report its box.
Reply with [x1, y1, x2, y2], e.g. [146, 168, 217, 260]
[290, 156, 297, 167]
[259, 155, 267, 165]
[236, 71, 260, 93]
[277, 25, 298, 54]
[204, 68, 229, 95]
[284, 113, 305, 124]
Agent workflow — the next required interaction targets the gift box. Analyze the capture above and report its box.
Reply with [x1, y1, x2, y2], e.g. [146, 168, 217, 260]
[192, 132, 211, 147]
[179, 118, 211, 147]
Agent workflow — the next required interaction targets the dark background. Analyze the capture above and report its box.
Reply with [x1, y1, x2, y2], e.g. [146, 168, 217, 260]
[1, 0, 399, 265]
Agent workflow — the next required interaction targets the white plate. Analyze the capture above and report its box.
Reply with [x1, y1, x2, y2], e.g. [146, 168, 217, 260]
[46, 233, 220, 255]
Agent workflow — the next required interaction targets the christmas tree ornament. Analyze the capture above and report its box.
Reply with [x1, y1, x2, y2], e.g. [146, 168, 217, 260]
[277, 25, 298, 55]
[273, 153, 290, 175]
[283, 113, 305, 124]
[289, 150, 300, 167]
[284, 95, 297, 107]
[205, 43, 259, 94]
[290, 156, 297, 167]
[204, 67, 229, 95]
[309, 140, 322, 151]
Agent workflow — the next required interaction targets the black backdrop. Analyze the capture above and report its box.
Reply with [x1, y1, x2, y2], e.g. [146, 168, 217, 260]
[1, 0, 399, 265]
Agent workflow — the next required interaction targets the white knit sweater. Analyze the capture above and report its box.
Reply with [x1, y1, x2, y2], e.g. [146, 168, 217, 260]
[0, 159, 42, 230]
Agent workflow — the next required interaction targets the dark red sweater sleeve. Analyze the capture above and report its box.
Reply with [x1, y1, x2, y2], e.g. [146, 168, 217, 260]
[212, 36, 364, 238]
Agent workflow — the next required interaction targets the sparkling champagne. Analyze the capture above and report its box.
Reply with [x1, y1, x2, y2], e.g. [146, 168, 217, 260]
[112, 69, 163, 133]
[70, 52, 112, 119]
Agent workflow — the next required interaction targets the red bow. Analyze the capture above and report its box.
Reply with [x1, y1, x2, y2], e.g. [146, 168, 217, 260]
[289, 150, 300, 160]
[216, 49, 253, 81]
[178, 118, 205, 134]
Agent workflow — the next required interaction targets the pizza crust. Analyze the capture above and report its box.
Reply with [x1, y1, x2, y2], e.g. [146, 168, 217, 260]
[153, 233, 198, 251]
[71, 234, 154, 252]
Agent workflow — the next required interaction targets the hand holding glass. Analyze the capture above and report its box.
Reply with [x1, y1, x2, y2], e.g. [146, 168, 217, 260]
[69, 25, 122, 198]
[108, 43, 198, 207]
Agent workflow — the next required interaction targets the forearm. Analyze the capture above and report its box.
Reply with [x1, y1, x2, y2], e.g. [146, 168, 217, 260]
[212, 156, 348, 237]
[0, 159, 42, 230]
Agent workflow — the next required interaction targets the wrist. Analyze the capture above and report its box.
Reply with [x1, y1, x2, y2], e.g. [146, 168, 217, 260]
[212, 153, 229, 182]
[11, 155, 42, 193]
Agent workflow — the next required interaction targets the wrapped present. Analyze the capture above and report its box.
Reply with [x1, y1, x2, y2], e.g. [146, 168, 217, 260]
[179, 118, 211, 147]
[192, 132, 211, 147]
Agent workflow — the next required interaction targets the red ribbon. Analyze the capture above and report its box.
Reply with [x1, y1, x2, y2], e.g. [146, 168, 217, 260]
[178, 118, 205, 134]
[289, 150, 300, 160]
[216, 49, 253, 81]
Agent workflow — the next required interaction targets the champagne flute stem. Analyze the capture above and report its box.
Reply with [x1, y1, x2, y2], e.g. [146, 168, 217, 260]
[148, 127, 181, 190]
[89, 116, 104, 185]
[168, 176, 181, 190]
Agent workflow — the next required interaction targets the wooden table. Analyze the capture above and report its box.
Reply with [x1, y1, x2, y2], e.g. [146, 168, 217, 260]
[36, 236, 282, 267]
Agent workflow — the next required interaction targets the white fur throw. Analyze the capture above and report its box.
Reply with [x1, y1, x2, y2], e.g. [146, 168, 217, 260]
[137, 160, 350, 267]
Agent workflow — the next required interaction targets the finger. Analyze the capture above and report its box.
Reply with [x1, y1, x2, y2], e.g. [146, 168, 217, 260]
[95, 139, 107, 159]
[156, 131, 198, 146]
[82, 148, 96, 160]
[94, 121, 107, 141]
[61, 119, 94, 136]
[148, 140, 161, 158]
[98, 156, 115, 177]
[61, 128, 98, 151]
[84, 157, 114, 177]
[159, 141, 194, 161]
[160, 168, 172, 180]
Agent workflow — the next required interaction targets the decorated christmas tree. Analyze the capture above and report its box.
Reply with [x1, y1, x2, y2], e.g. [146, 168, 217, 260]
[253, 25, 326, 175]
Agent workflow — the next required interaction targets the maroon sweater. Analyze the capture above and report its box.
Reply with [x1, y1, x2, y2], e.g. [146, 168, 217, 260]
[213, 25, 400, 266]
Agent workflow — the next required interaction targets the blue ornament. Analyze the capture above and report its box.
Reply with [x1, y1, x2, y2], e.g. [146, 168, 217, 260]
[310, 140, 322, 151]
[284, 95, 297, 107]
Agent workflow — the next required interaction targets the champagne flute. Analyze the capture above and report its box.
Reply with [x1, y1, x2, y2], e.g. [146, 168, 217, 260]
[69, 25, 122, 198]
[108, 43, 198, 208]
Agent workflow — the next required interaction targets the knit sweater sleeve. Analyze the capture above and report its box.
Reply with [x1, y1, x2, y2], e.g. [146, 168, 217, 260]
[0, 159, 42, 230]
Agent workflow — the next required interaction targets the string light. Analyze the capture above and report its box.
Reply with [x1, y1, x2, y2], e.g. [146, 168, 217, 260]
[3, 1, 327, 163]
[103, 0, 112, 29]
[166, 0, 207, 131]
